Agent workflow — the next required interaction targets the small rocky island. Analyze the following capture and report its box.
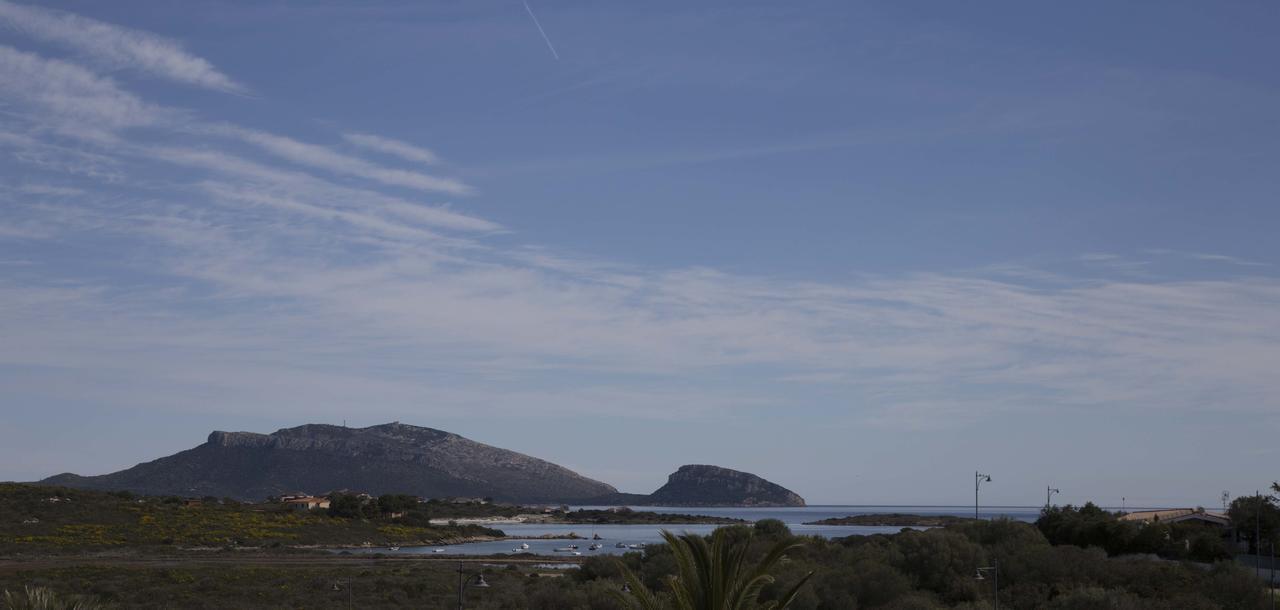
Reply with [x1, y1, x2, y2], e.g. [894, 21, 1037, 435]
[616, 464, 806, 507]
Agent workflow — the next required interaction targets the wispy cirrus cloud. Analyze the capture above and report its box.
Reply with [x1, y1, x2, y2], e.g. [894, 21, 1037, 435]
[0, 44, 172, 137]
[4, 27, 1277, 433]
[0, 0, 245, 93]
[144, 146, 496, 234]
[207, 125, 471, 195]
[343, 133, 440, 165]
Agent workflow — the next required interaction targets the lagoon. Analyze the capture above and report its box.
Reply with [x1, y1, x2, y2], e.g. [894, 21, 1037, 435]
[369, 505, 1048, 557]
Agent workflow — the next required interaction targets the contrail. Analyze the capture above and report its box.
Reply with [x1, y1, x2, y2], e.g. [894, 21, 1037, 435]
[522, 0, 560, 60]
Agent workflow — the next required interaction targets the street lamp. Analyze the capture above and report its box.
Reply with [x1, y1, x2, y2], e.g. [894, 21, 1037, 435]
[975, 471, 992, 519]
[457, 561, 490, 609]
[1046, 486, 1060, 510]
[975, 558, 999, 610]
[1262, 538, 1276, 610]
[331, 578, 353, 610]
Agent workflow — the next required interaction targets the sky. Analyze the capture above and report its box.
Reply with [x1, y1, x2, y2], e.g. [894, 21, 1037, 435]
[1, 0, 1278, 507]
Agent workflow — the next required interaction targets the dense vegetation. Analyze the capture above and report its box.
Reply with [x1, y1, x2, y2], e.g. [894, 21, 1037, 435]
[319, 495, 521, 521]
[323, 496, 744, 526]
[1227, 490, 1280, 555]
[3, 483, 1274, 607]
[1036, 503, 1232, 562]
[586, 519, 1267, 609]
[0, 484, 500, 553]
[4, 518, 1268, 608]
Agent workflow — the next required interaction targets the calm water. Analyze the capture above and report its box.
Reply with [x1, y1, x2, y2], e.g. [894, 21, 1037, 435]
[366, 505, 1050, 557]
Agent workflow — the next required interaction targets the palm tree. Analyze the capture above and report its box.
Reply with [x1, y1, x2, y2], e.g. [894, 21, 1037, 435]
[613, 529, 813, 610]
[2, 586, 106, 610]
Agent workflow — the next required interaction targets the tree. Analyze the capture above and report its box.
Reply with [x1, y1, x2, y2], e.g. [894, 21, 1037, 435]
[752, 519, 791, 538]
[1227, 493, 1280, 554]
[376, 494, 417, 515]
[613, 528, 812, 610]
[327, 493, 368, 519]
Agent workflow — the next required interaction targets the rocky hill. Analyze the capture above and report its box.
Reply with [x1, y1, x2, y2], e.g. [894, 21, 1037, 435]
[588, 464, 806, 507]
[41, 422, 616, 503]
[645, 465, 805, 507]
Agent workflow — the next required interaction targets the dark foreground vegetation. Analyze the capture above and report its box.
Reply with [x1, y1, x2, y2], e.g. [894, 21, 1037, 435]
[2, 517, 1272, 608]
[3, 482, 1276, 608]
[0, 484, 500, 553]
[1037, 502, 1232, 562]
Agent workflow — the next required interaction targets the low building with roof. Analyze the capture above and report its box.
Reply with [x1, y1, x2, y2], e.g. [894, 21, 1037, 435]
[1119, 508, 1231, 528]
[283, 496, 330, 511]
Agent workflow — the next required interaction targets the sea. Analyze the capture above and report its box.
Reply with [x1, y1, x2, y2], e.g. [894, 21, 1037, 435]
[364, 504, 1061, 557]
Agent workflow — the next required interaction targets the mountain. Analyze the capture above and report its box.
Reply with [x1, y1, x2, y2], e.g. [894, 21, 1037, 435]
[40, 422, 616, 503]
[644, 465, 806, 507]
[588, 464, 806, 507]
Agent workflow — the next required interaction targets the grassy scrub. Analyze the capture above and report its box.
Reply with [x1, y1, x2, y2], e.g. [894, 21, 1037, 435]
[0, 519, 1268, 609]
[0, 484, 500, 553]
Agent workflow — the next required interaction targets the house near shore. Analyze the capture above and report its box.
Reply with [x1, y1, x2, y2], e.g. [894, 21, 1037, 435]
[1119, 508, 1231, 528]
[1119, 507, 1248, 551]
[283, 496, 331, 511]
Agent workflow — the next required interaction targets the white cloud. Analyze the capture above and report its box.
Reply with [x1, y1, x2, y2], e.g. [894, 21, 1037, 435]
[0, 0, 244, 93]
[1187, 253, 1267, 267]
[14, 183, 85, 196]
[0, 45, 170, 136]
[209, 125, 471, 195]
[7, 189, 1280, 428]
[343, 133, 439, 165]
[144, 146, 496, 233]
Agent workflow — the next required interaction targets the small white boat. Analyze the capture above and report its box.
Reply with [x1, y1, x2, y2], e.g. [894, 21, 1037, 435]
[588, 543, 602, 551]
[615, 542, 627, 548]
[571, 551, 582, 556]
[628, 544, 645, 549]
[519, 543, 530, 550]
[433, 548, 446, 553]
[553, 546, 575, 552]
[387, 546, 400, 551]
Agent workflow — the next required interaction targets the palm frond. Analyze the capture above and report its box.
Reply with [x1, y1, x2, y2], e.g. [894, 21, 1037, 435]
[621, 528, 812, 610]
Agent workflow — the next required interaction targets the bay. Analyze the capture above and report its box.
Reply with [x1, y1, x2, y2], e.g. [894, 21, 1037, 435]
[369, 505, 1048, 557]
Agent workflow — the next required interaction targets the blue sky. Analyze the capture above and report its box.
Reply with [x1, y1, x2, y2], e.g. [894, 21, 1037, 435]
[1, 0, 1278, 506]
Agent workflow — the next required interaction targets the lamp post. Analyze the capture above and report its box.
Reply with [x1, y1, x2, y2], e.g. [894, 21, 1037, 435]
[975, 471, 992, 519]
[1046, 486, 1060, 510]
[1258, 490, 1264, 580]
[1265, 538, 1276, 610]
[457, 561, 490, 609]
[975, 557, 999, 610]
[331, 578, 353, 610]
